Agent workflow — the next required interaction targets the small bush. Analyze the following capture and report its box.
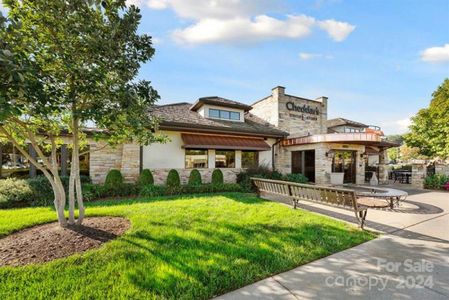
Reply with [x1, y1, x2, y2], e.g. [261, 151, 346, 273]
[188, 169, 202, 186]
[166, 169, 181, 188]
[139, 185, 167, 197]
[424, 174, 449, 190]
[283, 173, 308, 184]
[138, 169, 154, 186]
[25, 175, 91, 207]
[105, 169, 123, 187]
[0, 178, 34, 208]
[139, 183, 244, 198]
[211, 169, 224, 185]
[236, 165, 285, 191]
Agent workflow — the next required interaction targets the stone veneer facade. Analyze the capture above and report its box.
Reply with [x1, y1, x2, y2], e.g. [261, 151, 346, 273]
[90, 142, 140, 184]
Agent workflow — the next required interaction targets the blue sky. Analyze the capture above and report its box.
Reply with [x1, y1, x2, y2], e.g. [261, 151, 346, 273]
[1, 0, 448, 134]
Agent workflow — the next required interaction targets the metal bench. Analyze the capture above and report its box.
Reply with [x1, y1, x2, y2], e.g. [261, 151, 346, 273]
[251, 177, 377, 229]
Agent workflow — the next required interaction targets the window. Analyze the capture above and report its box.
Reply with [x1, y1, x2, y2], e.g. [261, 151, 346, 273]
[242, 151, 258, 168]
[185, 149, 208, 169]
[215, 150, 235, 168]
[209, 108, 240, 121]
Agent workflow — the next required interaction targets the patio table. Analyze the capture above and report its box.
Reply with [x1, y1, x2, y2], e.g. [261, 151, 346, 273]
[354, 186, 408, 209]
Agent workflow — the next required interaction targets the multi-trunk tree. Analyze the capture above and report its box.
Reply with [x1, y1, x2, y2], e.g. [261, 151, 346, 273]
[0, 0, 165, 226]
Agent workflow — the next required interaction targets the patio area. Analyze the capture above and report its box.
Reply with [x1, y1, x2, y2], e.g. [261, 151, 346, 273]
[216, 186, 449, 299]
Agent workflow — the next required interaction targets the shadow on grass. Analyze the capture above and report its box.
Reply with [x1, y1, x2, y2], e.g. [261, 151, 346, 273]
[116, 220, 372, 299]
[85, 192, 264, 208]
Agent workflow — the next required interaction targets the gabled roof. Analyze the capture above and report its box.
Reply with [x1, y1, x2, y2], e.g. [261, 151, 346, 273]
[151, 103, 288, 138]
[190, 96, 252, 112]
[326, 118, 369, 128]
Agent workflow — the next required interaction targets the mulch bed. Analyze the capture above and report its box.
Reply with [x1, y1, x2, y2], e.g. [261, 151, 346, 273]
[0, 217, 130, 267]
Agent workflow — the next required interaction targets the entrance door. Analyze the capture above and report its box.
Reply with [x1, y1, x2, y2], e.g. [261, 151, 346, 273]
[332, 150, 356, 184]
[291, 150, 315, 182]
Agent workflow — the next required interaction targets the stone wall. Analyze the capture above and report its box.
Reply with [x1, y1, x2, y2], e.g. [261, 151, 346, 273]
[411, 164, 427, 189]
[435, 163, 449, 176]
[151, 168, 240, 185]
[90, 142, 140, 184]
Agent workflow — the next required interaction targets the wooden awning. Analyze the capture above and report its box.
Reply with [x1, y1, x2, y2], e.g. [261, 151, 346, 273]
[181, 133, 271, 151]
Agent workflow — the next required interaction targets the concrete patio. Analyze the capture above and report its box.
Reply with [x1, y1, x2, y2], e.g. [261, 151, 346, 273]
[215, 186, 449, 299]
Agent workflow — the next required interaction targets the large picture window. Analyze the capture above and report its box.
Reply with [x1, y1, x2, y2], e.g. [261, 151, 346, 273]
[209, 109, 240, 121]
[185, 149, 208, 169]
[215, 150, 235, 168]
[242, 151, 258, 168]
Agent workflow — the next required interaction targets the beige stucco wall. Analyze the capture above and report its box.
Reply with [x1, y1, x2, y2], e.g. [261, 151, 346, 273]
[142, 131, 185, 169]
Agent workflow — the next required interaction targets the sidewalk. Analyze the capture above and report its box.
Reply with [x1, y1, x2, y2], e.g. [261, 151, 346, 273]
[215, 188, 449, 299]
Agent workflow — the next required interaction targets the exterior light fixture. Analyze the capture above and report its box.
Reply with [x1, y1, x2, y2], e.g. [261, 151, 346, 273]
[326, 151, 336, 159]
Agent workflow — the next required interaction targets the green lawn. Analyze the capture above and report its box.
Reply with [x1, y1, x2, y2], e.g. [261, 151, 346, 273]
[0, 193, 374, 299]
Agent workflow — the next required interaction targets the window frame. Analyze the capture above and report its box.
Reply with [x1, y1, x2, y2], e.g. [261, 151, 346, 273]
[208, 108, 241, 121]
[185, 149, 209, 169]
[241, 151, 259, 168]
[215, 150, 236, 168]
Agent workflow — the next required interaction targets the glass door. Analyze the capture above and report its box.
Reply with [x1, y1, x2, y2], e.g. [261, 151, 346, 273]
[332, 150, 356, 184]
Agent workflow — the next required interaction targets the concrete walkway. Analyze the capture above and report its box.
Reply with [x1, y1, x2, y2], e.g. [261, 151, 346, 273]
[215, 187, 449, 299]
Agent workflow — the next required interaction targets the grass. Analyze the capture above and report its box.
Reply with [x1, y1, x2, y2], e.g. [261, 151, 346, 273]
[0, 193, 375, 299]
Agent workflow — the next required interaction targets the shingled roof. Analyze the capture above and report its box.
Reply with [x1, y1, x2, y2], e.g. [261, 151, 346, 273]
[190, 96, 252, 112]
[326, 118, 369, 128]
[151, 103, 288, 138]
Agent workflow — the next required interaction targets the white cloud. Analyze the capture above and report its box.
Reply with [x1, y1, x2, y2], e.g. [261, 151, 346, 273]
[147, 0, 279, 19]
[173, 15, 316, 45]
[147, 0, 169, 9]
[126, 0, 144, 7]
[145, 0, 355, 45]
[299, 52, 333, 60]
[421, 44, 449, 63]
[318, 19, 355, 42]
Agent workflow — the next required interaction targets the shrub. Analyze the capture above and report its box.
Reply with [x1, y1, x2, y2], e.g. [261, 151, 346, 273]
[424, 174, 449, 190]
[211, 169, 224, 185]
[188, 169, 202, 186]
[139, 183, 244, 198]
[139, 185, 167, 197]
[236, 165, 284, 191]
[138, 169, 154, 186]
[166, 169, 181, 188]
[26, 175, 91, 207]
[283, 173, 308, 184]
[105, 169, 123, 187]
[0, 178, 34, 208]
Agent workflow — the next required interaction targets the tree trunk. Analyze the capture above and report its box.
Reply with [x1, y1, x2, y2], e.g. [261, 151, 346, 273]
[69, 117, 85, 225]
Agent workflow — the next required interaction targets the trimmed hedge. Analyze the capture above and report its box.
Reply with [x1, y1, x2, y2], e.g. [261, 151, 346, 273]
[188, 169, 202, 186]
[83, 183, 140, 201]
[166, 169, 181, 188]
[139, 183, 244, 198]
[282, 173, 308, 184]
[211, 169, 224, 185]
[138, 169, 154, 186]
[105, 169, 124, 187]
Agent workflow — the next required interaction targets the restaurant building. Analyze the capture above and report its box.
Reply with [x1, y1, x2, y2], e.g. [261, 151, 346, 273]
[1, 86, 397, 185]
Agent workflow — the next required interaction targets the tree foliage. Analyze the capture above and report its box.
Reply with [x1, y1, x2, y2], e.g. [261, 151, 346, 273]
[0, 0, 165, 226]
[404, 79, 449, 159]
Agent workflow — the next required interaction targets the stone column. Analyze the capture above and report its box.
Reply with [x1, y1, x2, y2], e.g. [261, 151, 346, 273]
[411, 163, 427, 189]
[121, 143, 141, 183]
[315, 143, 332, 185]
[356, 150, 365, 185]
[378, 149, 388, 184]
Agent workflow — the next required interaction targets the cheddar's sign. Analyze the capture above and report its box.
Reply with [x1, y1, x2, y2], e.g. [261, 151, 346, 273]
[286, 102, 320, 115]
